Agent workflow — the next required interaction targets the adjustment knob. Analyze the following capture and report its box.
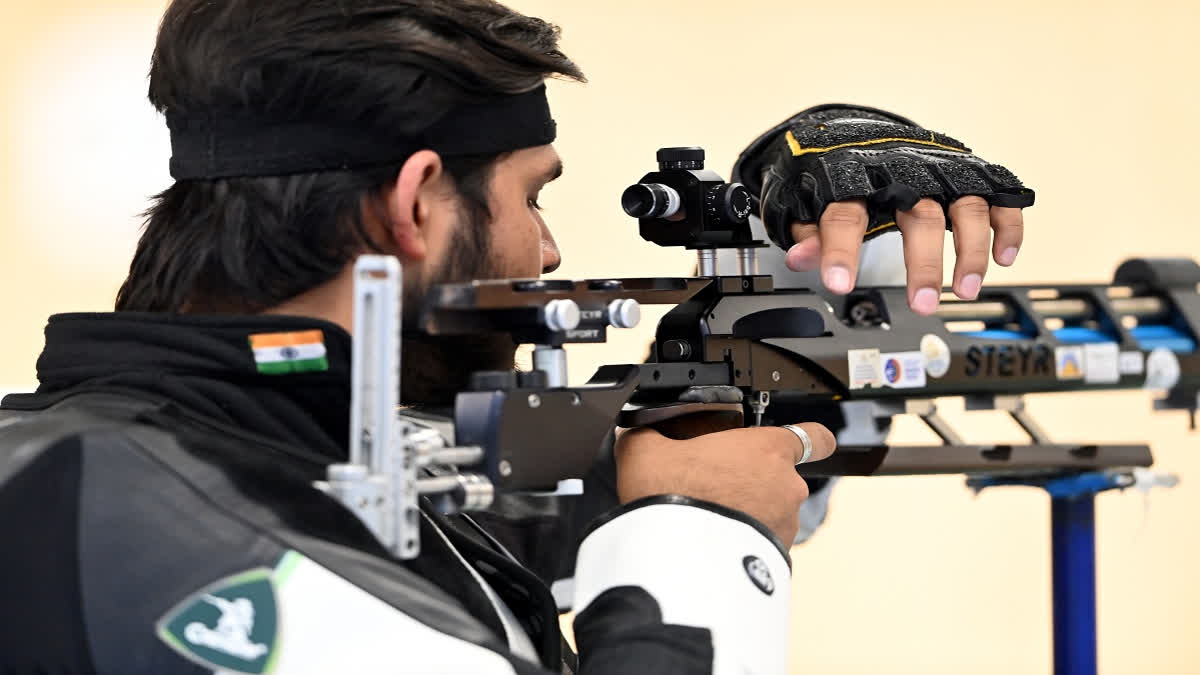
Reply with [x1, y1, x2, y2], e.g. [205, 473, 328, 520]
[661, 339, 693, 361]
[543, 299, 581, 332]
[606, 298, 642, 329]
[706, 182, 753, 224]
[656, 147, 705, 170]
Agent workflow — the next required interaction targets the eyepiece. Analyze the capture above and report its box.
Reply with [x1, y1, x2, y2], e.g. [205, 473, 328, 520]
[621, 183, 682, 219]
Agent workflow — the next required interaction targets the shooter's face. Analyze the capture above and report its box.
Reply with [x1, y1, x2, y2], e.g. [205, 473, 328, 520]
[396, 145, 563, 407]
[408, 143, 563, 299]
[474, 144, 563, 280]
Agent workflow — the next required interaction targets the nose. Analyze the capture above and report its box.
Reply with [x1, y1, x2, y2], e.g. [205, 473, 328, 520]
[541, 223, 562, 275]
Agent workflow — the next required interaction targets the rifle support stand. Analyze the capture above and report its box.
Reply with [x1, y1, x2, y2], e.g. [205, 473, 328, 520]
[894, 394, 1178, 675]
[1051, 492, 1097, 675]
[968, 469, 1176, 675]
[967, 472, 1120, 675]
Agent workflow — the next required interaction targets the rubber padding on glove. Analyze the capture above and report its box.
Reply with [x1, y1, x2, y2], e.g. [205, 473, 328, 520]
[735, 104, 1035, 250]
[733, 104, 918, 197]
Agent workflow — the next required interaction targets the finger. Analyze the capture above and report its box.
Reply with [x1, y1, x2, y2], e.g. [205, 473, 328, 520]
[896, 198, 947, 315]
[778, 422, 837, 465]
[817, 200, 868, 294]
[990, 206, 1024, 266]
[786, 223, 820, 271]
[948, 196, 991, 300]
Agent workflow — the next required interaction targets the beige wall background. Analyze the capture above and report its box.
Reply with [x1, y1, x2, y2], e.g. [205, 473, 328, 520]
[2, 0, 1198, 672]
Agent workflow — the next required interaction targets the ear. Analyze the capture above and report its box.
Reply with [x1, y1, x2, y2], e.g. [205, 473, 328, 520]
[381, 150, 447, 262]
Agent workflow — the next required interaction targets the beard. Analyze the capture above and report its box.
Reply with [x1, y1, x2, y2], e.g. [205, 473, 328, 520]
[399, 214, 518, 409]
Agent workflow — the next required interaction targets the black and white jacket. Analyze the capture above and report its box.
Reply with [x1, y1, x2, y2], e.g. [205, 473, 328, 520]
[0, 313, 794, 674]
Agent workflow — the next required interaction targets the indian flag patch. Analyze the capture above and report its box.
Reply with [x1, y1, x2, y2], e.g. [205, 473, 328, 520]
[248, 330, 329, 375]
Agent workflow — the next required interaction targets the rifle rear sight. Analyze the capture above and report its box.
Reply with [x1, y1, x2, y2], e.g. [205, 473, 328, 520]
[622, 147, 764, 276]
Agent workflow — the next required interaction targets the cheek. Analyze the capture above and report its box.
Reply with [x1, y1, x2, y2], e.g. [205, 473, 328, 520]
[493, 213, 545, 278]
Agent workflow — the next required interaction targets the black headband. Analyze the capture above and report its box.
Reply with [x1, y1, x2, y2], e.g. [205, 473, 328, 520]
[167, 85, 556, 180]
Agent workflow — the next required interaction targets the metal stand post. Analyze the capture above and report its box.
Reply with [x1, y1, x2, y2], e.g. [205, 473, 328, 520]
[969, 469, 1173, 675]
[1051, 495, 1097, 675]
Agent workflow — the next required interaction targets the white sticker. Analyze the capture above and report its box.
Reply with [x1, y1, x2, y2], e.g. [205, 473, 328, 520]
[1119, 351, 1145, 376]
[1055, 346, 1086, 380]
[880, 351, 928, 389]
[920, 334, 952, 378]
[847, 348, 883, 389]
[1145, 347, 1181, 390]
[1083, 343, 1120, 384]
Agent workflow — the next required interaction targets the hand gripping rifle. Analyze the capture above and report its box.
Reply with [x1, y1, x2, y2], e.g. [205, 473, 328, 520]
[317, 147, 1195, 675]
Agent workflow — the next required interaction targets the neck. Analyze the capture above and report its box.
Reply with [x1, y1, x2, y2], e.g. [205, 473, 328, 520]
[263, 263, 356, 332]
[259, 259, 518, 408]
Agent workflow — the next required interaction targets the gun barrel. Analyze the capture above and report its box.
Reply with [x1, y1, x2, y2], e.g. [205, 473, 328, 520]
[935, 296, 1168, 322]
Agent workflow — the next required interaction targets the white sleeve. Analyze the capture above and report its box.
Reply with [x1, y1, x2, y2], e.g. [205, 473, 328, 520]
[571, 497, 792, 675]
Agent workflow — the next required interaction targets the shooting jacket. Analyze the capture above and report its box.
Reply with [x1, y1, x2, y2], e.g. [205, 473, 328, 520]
[0, 313, 794, 674]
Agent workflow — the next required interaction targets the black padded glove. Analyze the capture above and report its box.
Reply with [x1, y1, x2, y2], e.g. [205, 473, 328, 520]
[732, 104, 1036, 250]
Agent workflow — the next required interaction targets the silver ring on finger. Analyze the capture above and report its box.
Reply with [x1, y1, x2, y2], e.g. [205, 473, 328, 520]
[783, 424, 814, 465]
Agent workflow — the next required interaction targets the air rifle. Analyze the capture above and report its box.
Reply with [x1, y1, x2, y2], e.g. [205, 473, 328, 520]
[319, 147, 1199, 560]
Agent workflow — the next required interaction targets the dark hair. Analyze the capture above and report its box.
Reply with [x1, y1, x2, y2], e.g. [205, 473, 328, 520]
[116, 0, 584, 313]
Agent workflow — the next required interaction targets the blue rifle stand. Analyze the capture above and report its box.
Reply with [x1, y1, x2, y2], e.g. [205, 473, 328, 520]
[1050, 487, 1101, 675]
[967, 472, 1134, 675]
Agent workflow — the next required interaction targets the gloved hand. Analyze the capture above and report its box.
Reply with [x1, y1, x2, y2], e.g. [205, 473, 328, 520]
[734, 104, 1035, 314]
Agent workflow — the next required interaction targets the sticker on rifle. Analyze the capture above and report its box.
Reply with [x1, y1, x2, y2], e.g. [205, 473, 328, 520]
[1083, 343, 1120, 384]
[1119, 351, 1145, 376]
[1055, 346, 1085, 380]
[920, 334, 952, 378]
[1144, 347, 1181, 390]
[881, 351, 927, 389]
[847, 349, 883, 389]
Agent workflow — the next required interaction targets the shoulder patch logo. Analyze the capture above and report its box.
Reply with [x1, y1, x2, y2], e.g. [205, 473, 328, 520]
[157, 568, 279, 674]
[742, 555, 775, 596]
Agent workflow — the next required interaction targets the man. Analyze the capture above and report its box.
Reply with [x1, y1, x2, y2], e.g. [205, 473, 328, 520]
[0, 1, 1031, 673]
